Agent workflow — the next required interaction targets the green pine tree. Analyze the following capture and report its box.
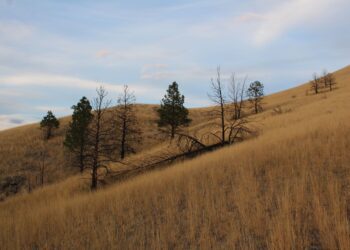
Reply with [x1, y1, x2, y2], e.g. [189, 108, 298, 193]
[157, 82, 191, 138]
[247, 81, 264, 114]
[40, 111, 59, 140]
[64, 97, 93, 173]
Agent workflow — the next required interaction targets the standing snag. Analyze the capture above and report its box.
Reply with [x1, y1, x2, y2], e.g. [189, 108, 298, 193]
[247, 81, 264, 114]
[64, 96, 93, 173]
[311, 73, 321, 95]
[157, 82, 191, 139]
[85, 86, 118, 190]
[322, 70, 336, 91]
[208, 66, 226, 145]
[228, 73, 246, 120]
[116, 85, 142, 160]
[40, 111, 60, 140]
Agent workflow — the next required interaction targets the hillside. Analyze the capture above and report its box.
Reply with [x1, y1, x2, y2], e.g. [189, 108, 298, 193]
[0, 104, 211, 198]
[0, 65, 350, 249]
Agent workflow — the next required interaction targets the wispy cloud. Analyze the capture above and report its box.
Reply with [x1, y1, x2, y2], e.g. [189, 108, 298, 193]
[252, 0, 335, 46]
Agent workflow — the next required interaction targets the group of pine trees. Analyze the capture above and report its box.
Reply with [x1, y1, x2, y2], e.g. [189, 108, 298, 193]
[39, 72, 265, 190]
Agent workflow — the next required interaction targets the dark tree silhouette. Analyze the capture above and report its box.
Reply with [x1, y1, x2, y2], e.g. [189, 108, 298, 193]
[64, 96, 93, 173]
[157, 82, 191, 139]
[116, 85, 142, 160]
[40, 111, 59, 140]
[247, 81, 264, 114]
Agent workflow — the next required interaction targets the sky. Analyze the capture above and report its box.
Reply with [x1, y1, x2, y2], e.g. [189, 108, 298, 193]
[0, 0, 350, 130]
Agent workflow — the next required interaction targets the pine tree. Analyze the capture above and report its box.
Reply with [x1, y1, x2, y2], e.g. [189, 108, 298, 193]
[64, 97, 93, 173]
[247, 81, 264, 114]
[40, 111, 59, 140]
[157, 82, 191, 139]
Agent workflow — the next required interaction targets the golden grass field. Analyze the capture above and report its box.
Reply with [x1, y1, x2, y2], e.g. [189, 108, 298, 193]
[0, 65, 349, 249]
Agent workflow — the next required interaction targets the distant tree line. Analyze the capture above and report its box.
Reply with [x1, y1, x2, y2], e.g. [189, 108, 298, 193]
[310, 70, 336, 95]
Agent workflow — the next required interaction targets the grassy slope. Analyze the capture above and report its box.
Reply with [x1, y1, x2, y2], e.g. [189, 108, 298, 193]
[0, 104, 210, 187]
[0, 65, 350, 249]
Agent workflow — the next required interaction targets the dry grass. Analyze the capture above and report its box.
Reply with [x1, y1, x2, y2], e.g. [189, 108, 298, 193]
[0, 65, 349, 249]
[0, 104, 210, 190]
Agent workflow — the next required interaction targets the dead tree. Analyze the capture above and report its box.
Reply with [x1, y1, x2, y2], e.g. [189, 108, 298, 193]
[311, 73, 321, 94]
[208, 66, 226, 145]
[85, 86, 118, 190]
[322, 70, 336, 91]
[228, 73, 246, 120]
[116, 85, 142, 160]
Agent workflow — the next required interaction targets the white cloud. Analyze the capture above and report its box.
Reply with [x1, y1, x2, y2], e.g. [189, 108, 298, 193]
[252, 0, 335, 46]
[0, 73, 123, 92]
[0, 73, 164, 97]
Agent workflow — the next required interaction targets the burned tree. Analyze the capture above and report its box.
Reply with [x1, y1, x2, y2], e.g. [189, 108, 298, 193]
[208, 66, 226, 145]
[64, 97, 93, 173]
[157, 82, 191, 139]
[85, 86, 117, 190]
[116, 85, 142, 160]
[228, 73, 246, 120]
[40, 111, 59, 140]
[247, 81, 264, 114]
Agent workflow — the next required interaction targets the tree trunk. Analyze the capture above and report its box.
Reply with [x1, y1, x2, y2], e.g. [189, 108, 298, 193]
[91, 166, 97, 190]
[220, 101, 225, 144]
[171, 125, 175, 139]
[79, 145, 84, 173]
[120, 118, 126, 159]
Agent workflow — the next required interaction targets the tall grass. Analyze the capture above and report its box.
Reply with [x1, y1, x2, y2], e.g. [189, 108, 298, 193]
[0, 66, 349, 249]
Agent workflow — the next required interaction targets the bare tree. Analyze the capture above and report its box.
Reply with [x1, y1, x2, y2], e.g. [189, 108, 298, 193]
[116, 85, 142, 160]
[85, 86, 118, 190]
[228, 73, 246, 120]
[311, 73, 321, 94]
[322, 70, 337, 91]
[208, 66, 226, 145]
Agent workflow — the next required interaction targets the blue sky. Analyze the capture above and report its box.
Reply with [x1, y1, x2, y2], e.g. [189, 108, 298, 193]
[0, 0, 349, 130]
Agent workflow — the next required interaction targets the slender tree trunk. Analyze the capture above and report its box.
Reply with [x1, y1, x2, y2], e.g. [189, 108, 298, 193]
[91, 112, 101, 191]
[171, 125, 175, 139]
[79, 143, 84, 173]
[47, 127, 52, 140]
[220, 100, 225, 144]
[91, 166, 97, 190]
[120, 118, 126, 159]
